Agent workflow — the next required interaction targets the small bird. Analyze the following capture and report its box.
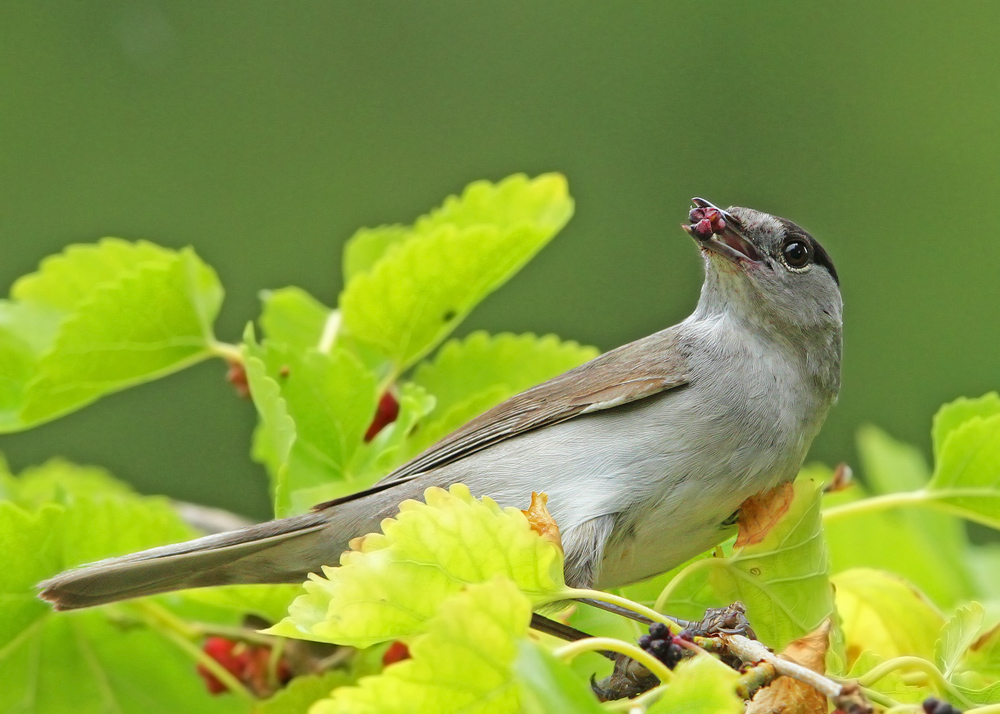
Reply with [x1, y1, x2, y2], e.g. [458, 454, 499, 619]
[40, 198, 842, 610]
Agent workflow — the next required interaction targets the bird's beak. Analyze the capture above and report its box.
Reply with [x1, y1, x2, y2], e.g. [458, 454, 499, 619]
[682, 197, 764, 264]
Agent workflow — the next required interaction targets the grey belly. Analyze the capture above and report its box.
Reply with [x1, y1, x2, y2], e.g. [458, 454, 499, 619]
[376, 385, 794, 588]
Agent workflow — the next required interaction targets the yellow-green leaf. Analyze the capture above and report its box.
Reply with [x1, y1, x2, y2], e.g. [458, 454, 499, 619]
[311, 579, 530, 714]
[340, 173, 574, 372]
[267, 484, 565, 647]
[833, 568, 944, 667]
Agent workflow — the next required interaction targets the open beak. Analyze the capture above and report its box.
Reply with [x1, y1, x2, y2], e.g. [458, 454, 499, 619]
[682, 197, 764, 264]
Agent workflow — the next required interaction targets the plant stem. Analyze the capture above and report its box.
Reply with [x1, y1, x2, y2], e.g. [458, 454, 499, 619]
[132, 602, 256, 702]
[653, 557, 718, 613]
[563, 588, 680, 633]
[853, 655, 974, 709]
[821, 491, 927, 522]
[552, 637, 673, 684]
[209, 340, 244, 363]
[722, 634, 841, 698]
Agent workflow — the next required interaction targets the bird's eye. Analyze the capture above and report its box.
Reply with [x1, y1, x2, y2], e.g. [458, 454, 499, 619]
[781, 239, 811, 269]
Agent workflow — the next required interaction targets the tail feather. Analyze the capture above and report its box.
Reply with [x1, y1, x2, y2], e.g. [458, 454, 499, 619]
[39, 511, 337, 610]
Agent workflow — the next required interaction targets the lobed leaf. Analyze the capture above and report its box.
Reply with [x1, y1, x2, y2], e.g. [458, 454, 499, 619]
[708, 476, 833, 650]
[259, 286, 335, 352]
[310, 579, 530, 714]
[932, 393, 1000, 460]
[0, 242, 223, 431]
[936, 602, 986, 678]
[0, 462, 254, 714]
[253, 671, 355, 714]
[928, 409, 1000, 529]
[514, 642, 605, 714]
[342, 225, 411, 283]
[340, 174, 574, 373]
[11, 239, 176, 311]
[267, 484, 565, 648]
[244, 328, 378, 517]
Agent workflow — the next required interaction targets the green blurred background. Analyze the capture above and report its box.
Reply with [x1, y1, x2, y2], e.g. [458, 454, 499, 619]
[2, 3, 998, 520]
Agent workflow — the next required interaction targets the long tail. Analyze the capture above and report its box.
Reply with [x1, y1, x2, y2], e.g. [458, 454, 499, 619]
[38, 511, 339, 610]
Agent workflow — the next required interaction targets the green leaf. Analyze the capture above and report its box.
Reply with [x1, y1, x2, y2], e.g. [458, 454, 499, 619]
[937, 602, 986, 678]
[833, 568, 945, 666]
[824, 430, 974, 607]
[952, 679, 1000, 706]
[245, 328, 379, 517]
[928, 410, 1000, 529]
[701, 476, 833, 650]
[259, 286, 335, 352]
[267, 484, 565, 647]
[13, 248, 223, 428]
[932, 393, 1000, 460]
[0, 457, 133, 509]
[0, 608, 245, 714]
[515, 641, 605, 714]
[343, 225, 411, 283]
[647, 654, 742, 714]
[0, 241, 224, 431]
[340, 174, 574, 372]
[0, 303, 59, 426]
[960, 619, 1000, 678]
[254, 670, 355, 714]
[310, 579, 530, 714]
[11, 238, 176, 311]
[0, 471, 254, 714]
[244, 337, 297, 514]
[406, 331, 597, 454]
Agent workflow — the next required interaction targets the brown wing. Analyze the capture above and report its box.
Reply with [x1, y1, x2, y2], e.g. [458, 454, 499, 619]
[313, 327, 689, 511]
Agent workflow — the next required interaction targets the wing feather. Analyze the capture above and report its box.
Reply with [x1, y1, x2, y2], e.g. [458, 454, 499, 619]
[313, 327, 689, 511]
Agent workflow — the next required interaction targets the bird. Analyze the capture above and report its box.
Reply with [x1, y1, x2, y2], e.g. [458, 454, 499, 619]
[39, 198, 842, 610]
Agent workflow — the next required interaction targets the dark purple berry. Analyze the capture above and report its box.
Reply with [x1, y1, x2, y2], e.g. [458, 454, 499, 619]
[650, 639, 670, 658]
[637, 634, 652, 649]
[648, 622, 668, 640]
[923, 698, 962, 714]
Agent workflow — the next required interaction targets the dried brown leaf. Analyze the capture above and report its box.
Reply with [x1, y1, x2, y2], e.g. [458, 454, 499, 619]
[824, 462, 854, 493]
[746, 620, 831, 714]
[735, 481, 795, 548]
[521, 491, 562, 552]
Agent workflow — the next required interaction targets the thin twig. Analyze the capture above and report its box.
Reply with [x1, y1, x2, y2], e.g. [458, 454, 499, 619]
[721, 634, 842, 698]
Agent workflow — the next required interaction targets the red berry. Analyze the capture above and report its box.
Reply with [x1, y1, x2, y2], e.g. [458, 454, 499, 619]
[197, 636, 293, 697]
[225, 362, 251, 399]
[382, 640, 411, 666]
[197, 637, 243, 695]
[365, 391, 400, 442]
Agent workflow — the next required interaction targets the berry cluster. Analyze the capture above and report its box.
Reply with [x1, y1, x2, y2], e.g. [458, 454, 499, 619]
[637, 622, 684, 670]
[197, 636, 291, 697]
[923, 698, 962, 714]
[688, 206, 727, 239]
